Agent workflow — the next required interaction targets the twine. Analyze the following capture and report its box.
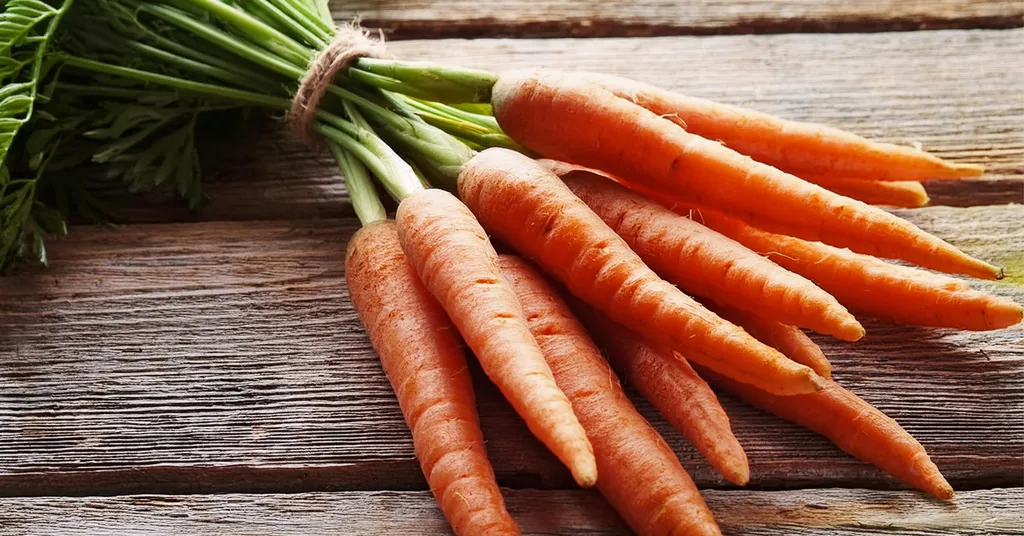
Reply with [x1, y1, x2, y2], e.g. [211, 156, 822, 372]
[289, 24, 389, 147]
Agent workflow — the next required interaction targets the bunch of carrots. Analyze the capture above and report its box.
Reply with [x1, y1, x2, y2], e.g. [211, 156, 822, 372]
[344, 70, 1021, 534]
[5, 2, 1022, 534]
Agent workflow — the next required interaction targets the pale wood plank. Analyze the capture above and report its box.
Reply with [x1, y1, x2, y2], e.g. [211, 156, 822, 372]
[330, 0, 1023, 38]
[0, 205, 1020, 496]
[112, 30, 1020, 223]
[0, 488, 1020, 535]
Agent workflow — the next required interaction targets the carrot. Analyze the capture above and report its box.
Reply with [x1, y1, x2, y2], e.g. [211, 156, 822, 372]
[498, 255, 721, 536]
[581, 71, 983, 182]
[694, 365, 954, 500]
[689, 209, 1023, 331]
[491, 70, 1001, 280]
[705, 301, 832, 380]
[345, 220, 519, 535]
[459, 148, 824, 396]
[556, 166, 864, 341]
[395, 188, 597, 487]
[799, 175, 929, 208]
[571, 302, 750, 486]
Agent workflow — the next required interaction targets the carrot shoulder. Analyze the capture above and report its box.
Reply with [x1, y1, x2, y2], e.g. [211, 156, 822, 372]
[572, 303, 750, 486]
[499, 255, 721, 536]
[345, 221, 519, 534]
[558, 167, 863, 341]
[491, 70, 1000, 280]
[582, 71, 982, 182]
[459, 148, 823, 396]
[396, 189, 597, 487]
[692, 209, 1023, 331]
[705, 301, 832, 379]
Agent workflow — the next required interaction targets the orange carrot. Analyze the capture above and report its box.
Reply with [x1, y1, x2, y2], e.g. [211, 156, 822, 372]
[705, 301, 832, 380]
[688, 209, 1023, 331]
[459, 148, 823, 396]
[498, 255, 721, 536]
[345, 220, 519, 534]
[799, 175, 930, 208]
[556, 166, 864, 341]
[581, 71, 983, 182]
[571, 302, 750, 486]
[695, 365, 954, 500]
[395, 189, 597, 487]
[491, 70, 1001, 280]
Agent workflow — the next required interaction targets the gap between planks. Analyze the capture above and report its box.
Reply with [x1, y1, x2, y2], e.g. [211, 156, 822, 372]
[0, 488, 1021, 535]
[330, 0, 1023, 39]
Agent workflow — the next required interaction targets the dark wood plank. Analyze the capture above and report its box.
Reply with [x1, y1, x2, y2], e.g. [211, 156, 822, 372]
[1, 488, 1020, 535]
[331, 0, 1023, 39]
[1, 205, 1020, 496]
[109, 30, 1019, 223]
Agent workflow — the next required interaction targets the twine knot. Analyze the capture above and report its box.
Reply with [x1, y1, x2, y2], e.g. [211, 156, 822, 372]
[289, 24, 389, 147]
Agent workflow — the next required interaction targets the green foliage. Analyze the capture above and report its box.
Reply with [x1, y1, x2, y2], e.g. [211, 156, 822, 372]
[1, 0, 239, 273]
[0, 0, 72, 273]
[0, 0, 501, 274]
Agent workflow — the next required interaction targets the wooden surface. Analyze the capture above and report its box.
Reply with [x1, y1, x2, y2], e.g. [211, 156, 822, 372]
[2, 4, 1023, 535]
[1, 206, 1021, 498]
[3, 488, 1022, 535]
[332, 0, 1023, 38]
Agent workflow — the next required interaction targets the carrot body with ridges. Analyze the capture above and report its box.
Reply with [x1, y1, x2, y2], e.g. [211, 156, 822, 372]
[559, 167, 863, 341]
[458, 148, 823, 396]
[695, 365, 954, 500]
[572, 303, 750, 486]
[499, 255, 721, 536]
[706, 301, 832, 379]
[396, 189, 597, 487]
[690, 209, 1023, 331]
[583, 71, 982, 182]
[491, 70, 1000, 280]
[345, 221, 519, 535]
[798, 174, 930, 208]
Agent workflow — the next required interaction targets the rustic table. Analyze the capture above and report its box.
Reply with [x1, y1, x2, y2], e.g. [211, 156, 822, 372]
[1, 1, 1022, 534]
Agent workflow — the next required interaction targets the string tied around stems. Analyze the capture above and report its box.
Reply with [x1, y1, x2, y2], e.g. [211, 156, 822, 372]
[289, 23, 390, 147]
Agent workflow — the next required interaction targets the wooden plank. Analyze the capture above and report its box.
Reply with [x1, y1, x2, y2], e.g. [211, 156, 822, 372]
[0, 205, 1020, 496]
[1, 488, 1020, 535]
[330, 0, 1023, 39]
[106, 30, 1019, 223]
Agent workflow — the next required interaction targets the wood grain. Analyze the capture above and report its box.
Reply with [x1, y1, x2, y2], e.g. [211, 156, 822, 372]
[330, 0, 1023, 39]
[1, 205, 1020, 496]
[106, 30, 1020, 224]
[1, 488, 1020, 535]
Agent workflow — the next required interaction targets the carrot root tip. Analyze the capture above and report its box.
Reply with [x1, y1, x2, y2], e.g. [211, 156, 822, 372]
[933, 480, 956, 501]
[724, 462, 751, 487]
[837, 319, 867, 342]
[571, 458, 599, 489]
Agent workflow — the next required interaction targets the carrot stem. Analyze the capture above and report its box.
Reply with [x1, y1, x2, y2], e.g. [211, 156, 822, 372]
[328, 143, 386, 225]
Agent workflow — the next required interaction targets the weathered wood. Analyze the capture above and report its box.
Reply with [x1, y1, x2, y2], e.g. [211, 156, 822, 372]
[110, 30, 1020, 223]
[331, 0, 1023, 38]
[1, 205, 1020, 496]
[0, 488, 1020, 535]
